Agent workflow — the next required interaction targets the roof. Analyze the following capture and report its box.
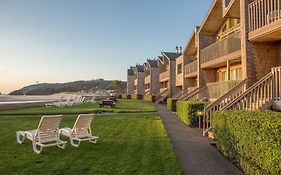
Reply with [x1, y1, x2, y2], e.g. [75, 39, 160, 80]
[183, 27, 199, 56]
[162, 52, 182, 61]
[147, 59, 158, 68]
[135, 64, 144, 72]
[198, 0, 224, 34]
[127, 66, 135, 75]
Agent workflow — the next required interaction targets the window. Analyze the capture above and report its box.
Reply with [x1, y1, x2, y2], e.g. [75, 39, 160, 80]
[177, 64, 182, 74]
[221, 71, 227, 81]
[235, 67, 242, 80]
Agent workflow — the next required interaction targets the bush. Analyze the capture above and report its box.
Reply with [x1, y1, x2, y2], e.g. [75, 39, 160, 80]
[167, 98, 178, 111]
[176, 101, 208, 126]
[122, 94, 131, 99]
[143, 95, 156, 102]
[212, 110, 281, 175]
[131, 94, 143, 100]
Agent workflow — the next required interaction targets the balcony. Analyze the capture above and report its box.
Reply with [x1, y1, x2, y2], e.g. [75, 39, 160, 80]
[223, 0, 240, 18]
[184, 60, 198, 78]
[145, 76, 151, 84]
[248, 0, 281, 41]
[159, 70, 169, 82]
[200, 30, 241, 68]
[176, 73, 183, 86]
[207, 80, 241, 101]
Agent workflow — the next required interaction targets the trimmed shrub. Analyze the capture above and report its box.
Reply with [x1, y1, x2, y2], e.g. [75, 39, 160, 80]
[122, 94, 131, 99]
[143, 95, 156, 102]
[212, 111, 281, 175]
[131, 94, 143, 100]
[176, 101, 208, 126]
[167, 98, 178, 111]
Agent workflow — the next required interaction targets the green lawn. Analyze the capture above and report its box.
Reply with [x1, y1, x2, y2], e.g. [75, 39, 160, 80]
[0, 99, 157, 115]
[0, 102, 182, 175]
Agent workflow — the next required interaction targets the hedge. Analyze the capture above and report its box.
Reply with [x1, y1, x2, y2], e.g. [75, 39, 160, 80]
[122, 94, 131, 99]
[176, 101, 209, 126]
[167, 98, 178, 111]
[131, 94, 143, 100]
[212, 110, 281, 175]
[143, 95, 156, 102]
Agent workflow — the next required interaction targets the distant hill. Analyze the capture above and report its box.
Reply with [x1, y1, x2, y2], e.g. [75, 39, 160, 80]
[10, 79, 126, 95]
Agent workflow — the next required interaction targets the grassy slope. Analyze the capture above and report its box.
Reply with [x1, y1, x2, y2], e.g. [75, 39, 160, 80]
[0, 99, 157, 115]
[0, 114, 182, 174]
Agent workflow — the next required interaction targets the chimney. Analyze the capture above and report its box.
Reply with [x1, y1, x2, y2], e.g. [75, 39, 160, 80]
[175, 46, 179, 53]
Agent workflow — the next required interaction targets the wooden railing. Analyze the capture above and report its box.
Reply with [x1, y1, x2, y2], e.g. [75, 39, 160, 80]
[174, 88, 190, 99]
[185, 60, 198, 76]
[156, 88, 169, 103]
[223, 73, 274, 110]
[203, 79, 248, 136]
[200, 30, 241, 64]
[249, 0, 281, 32]
[207, 80, 242, 100]
[272, 66, 281, 100]
[181, 86, 208, 101]
[159, 70, 169, 82]
[224, 0, 232, 7]
[145, 76, 151, 84]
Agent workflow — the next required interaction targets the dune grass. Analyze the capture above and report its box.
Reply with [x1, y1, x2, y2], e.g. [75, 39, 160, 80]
[0, 99, 157, 115]
[0, 113, 182, 175]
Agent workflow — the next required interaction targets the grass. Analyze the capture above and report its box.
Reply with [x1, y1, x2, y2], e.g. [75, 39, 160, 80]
[0, 100, 182, 175]
[0, 99, 157, 115]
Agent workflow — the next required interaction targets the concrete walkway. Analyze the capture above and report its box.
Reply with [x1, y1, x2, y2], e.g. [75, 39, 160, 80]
[153, 104, 243, 175]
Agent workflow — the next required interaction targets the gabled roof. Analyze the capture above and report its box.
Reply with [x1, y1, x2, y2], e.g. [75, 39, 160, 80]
[198, 0, 224, 34]
[161, 52, 182, 61]
[147, 59, 158, 68]
[183, 26, 199, 56]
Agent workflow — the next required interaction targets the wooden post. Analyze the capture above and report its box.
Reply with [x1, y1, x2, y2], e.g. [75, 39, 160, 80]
[227, 60, 231, 81]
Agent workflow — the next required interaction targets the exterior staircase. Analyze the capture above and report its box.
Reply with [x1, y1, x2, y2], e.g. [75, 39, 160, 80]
[156, 88, 169, 103]
[180, 86, 208, 101]
[203, 66, 281, 136]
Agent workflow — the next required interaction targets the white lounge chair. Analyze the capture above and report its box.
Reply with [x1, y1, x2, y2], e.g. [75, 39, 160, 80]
[45, 96, 64, 107]
[16, 115, 67, 154]
[87, 96, 96, 103]
[60, 114, 99, 147]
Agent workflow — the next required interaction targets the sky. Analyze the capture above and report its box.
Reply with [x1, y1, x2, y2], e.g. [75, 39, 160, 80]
[0, 0, 213, 94]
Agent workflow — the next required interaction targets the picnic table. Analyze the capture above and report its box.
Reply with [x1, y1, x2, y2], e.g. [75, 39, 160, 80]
[99, 100, 116, 108]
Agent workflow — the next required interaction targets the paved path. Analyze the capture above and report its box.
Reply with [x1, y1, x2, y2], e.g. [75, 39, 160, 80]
[153, 104, 243, 175]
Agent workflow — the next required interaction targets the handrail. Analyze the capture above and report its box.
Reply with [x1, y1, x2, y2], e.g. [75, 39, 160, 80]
[155, 88, 169, 103]
[222, 72, 273, 110]
[202, 78, 248, 136]
[249, 0, 281, 32]
[178, 87, 199, 100]
[183, 86, 208, 101]
[156, 89, 170, 103]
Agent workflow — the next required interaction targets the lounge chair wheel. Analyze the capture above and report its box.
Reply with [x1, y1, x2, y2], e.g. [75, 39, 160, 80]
[89, 138, 98, 144]
[70, 139, 81, 147]
[16, 132, 25, 144]
[57, 143, 66, 149]
[32, 142, 43, 154]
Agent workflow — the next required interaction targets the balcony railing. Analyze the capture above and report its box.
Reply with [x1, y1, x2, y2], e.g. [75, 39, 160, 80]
[249, 0, 281, 32]
[207, 80, 242, 100]
[159, 70, 169, 81]
[224, 0, 232, 7]
[185, 60, 198, 76]
[145, 76, 151, 84]
[200, 30, 241, 64]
